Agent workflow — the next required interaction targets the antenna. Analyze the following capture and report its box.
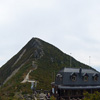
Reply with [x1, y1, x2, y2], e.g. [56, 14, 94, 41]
[89, 56, 91, 69]
[70, 53, 72, 67]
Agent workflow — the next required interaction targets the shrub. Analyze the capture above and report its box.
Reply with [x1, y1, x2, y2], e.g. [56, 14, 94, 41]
[83, 91, 100, 100]
[50, 96, 56, 100]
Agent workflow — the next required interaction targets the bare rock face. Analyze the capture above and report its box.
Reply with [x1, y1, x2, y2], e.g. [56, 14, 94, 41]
[28, 38, 44, 59]
[31, 38, 42, 48]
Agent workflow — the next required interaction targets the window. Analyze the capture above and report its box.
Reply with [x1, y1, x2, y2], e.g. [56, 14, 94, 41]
[83, 73, 89, 82]
[68, 90, 72, 96]
[93, 74, 99, 81]
[94, 76, 98, 81]
[70, 73, 77, 81]
[71, 75, 76, 81]
[76, 90, 81, 95]
[56, 74, 63, 81]
[84, 76, 88, 81]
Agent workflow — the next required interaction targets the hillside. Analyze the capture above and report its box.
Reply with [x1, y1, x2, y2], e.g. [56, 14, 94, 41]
[0, 38, 90, 99]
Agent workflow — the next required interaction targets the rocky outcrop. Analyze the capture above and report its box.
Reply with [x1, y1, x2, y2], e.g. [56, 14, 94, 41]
[29, 38, 44, 59]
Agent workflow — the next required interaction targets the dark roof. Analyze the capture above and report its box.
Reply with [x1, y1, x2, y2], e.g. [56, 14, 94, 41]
[58, 85, 100, 89]
[55, 67, 100, 86]
[60, 67, 99, 74]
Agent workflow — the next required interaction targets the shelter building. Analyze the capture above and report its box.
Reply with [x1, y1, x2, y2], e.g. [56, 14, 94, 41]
[51, 67, 100, 100]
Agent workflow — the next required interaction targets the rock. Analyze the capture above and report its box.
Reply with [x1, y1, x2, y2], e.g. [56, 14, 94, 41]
[29, 38, 44, 59]
[29, 38, 42, 48]
[34, 49, 44, 59]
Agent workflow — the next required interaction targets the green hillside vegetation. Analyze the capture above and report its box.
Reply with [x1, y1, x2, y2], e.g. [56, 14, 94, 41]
[83, 91, 100, 100]
[0, 38, 90, 99]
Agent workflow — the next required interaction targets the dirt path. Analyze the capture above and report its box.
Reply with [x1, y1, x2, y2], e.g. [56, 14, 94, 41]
[21, 70, 32, 83]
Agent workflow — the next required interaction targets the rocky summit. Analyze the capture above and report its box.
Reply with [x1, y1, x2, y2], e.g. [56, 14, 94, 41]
[0, 37, 90, 99]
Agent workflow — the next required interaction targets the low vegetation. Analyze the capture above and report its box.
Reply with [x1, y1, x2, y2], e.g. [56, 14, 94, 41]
[83, 91, 100, 100]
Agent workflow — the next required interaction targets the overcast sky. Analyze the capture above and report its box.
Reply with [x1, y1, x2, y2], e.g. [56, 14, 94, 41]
[0, 0, 100, 71]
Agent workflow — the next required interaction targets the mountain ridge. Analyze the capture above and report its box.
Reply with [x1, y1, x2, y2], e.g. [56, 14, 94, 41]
[0, 38, 44, 85]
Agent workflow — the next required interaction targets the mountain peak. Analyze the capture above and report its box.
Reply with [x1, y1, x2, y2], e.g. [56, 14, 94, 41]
[25, 37, 44, 59]
[26, 37, 42, 48]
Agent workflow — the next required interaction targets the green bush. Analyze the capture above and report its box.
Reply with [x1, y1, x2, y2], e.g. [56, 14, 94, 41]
[83, 91, 100, 100]
[50, 96, 56, 100]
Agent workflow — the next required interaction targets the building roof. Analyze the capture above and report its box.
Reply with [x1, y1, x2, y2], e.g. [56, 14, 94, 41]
[60, 67, 99, 74]
[55, 67, 100, 86]
[58, 85, 100, 90]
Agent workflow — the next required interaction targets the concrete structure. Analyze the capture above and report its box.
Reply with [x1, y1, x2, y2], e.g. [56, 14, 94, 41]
[51, 67, 100, 100]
